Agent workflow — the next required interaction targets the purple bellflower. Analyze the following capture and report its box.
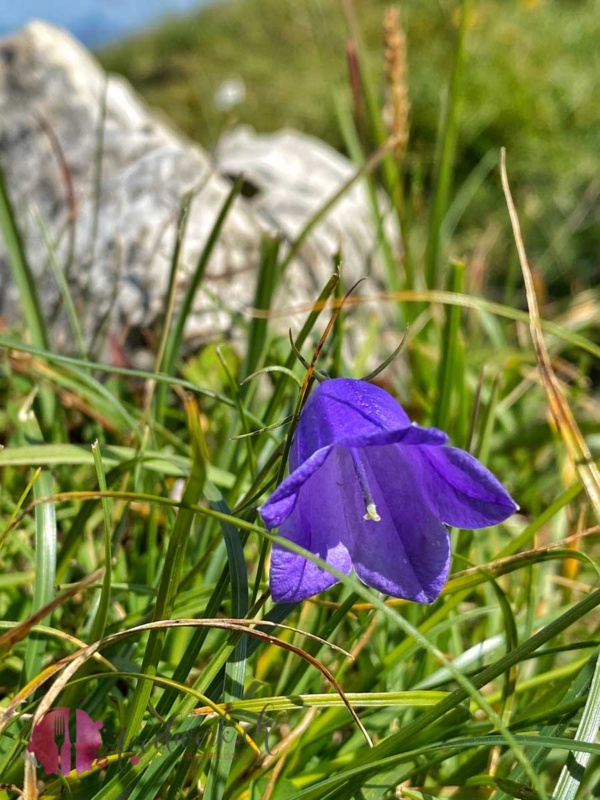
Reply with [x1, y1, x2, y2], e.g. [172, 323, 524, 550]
[260, 378, 517, 604]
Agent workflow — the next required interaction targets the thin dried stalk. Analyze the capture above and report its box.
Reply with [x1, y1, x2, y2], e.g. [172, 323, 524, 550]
[500, 148, 600, 524]
[384, 6, 410, 162]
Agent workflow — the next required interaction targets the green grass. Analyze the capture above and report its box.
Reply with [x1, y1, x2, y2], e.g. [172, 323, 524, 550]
[0, 0, 599, 798]
[100, 0, 600, 289]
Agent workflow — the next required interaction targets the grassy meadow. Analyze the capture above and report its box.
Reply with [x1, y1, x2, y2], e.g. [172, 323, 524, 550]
[0, 0, 599, 798]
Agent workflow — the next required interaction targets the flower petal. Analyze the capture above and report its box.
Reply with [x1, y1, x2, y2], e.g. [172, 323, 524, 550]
[262, 426, 447, 531]
[291, 379, 447, 465]
[347, 446, 451, 603]
[335, 423, 448, 452]
[260, 446, 333, 528]
[418, 446, 519, 529]
[269, 449, 353, 603]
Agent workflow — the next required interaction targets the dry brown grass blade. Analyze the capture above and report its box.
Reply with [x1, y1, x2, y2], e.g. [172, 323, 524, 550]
[27, 643, 262, 761]
[0, 568, 104, 656]
[500, 148, 600, 524]
[261, 707, 318, 800]
[23, 756, 38, 800]
[0, 618, 372, 748]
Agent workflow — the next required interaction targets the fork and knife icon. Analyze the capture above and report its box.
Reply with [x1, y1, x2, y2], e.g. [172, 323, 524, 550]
[52, 711, 72, 776]
[27, 706, 104, 776]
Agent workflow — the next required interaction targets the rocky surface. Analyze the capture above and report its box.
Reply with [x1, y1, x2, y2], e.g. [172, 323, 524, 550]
[215, 127, 399, 288]
[0, 21, 400, 366]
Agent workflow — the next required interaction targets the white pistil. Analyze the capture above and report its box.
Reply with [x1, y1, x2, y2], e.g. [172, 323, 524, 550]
[350, 449, 381, 523]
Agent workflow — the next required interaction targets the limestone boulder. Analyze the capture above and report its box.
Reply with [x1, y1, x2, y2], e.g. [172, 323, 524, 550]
[214, 127, 400, 289]
[0, 21, 400, 366]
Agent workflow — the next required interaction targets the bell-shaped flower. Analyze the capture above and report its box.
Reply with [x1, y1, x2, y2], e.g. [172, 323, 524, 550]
[260, 378, 517, 604]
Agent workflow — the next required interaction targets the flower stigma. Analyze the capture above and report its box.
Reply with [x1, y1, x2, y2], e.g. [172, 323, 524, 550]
[349, 449, 381, 523]
[364, 503, 381, 522]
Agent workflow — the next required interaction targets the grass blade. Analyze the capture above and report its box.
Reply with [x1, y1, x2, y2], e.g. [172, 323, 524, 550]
[552, 653, 600, 800]
[19, 400, 57, 684]
[424, 0, 472, 288]
[0, 160, 55, 428]
[500, 148, 600, 523]
[122, 395, 207, 746]
[88, 440, 113, 643]
[204, 484, 249, 799]
[433, 259, 465, 430]
[161, 176, 243, 380]
[242, 234, 281, 381]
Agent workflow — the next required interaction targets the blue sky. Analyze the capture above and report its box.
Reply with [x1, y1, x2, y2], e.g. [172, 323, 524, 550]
[0, 0, 208, 45]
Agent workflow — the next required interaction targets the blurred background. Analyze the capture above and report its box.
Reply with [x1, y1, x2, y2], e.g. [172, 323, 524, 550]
[2, 0, 599, 296]
[0, 0, 207, 45]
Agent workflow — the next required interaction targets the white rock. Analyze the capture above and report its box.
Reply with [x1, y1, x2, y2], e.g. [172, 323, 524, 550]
[0, 21, 400, 366]
[215, 127, 400, 284]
